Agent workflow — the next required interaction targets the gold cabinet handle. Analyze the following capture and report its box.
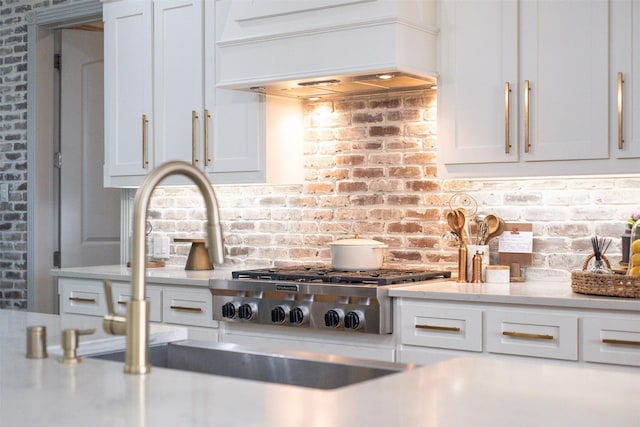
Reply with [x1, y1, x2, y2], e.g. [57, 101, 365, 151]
[142, 114, 149, 169]
[524, 80, 531, 153]
[170, 305, 203, 313]
[68, 296, 96, 303]
[192, 110, 199, 166]
[117, 300, 127, 305]
[503, 331, 553, 340]
[603, 338, 640, 346]
[416, 324, 461, 332]
[204, 109, 211, 167]
[504, 82, 512, 154]
[618, 72, 624, 150]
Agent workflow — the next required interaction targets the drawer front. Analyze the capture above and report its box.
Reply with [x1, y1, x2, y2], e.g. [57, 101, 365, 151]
[60, 278, 107, 316]
[111, 283, 162, 323]
[400, 302, 482, 352]
[162, 288, 215, 328]
[486, 310, 578, 360]
[583, 316, 640, 367]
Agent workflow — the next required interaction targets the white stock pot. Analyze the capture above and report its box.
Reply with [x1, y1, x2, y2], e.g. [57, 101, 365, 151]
[328, 236, 388, 271]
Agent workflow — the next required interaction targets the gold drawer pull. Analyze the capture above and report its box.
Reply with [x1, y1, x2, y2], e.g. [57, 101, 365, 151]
[170, 305, 203, 313]
[504, 81, 512, 154]
[416, 324, 461, 332]
[503, 331, 553, 340]
[68, 296, 96, 303]
[117, 301, 127, 305]
[617, 71, 624, 150]
[603, 338, 640, 346]
[524, 80, 531, 153]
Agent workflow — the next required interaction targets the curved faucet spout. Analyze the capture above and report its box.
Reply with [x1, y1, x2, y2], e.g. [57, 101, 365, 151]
[121, 161, 224, 374]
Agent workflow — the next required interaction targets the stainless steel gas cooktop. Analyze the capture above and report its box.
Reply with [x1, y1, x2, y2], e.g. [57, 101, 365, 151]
[210, 267, 451, 334]
[231, 267, 451, 285]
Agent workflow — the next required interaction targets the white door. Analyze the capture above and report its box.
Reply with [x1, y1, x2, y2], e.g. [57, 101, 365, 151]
[60, 29, 120, 267]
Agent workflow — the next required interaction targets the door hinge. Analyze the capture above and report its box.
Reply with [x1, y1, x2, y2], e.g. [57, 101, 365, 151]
[54, 54, 61, 70]
[53, 251, 61, 268]
[54, 152, 62, 169]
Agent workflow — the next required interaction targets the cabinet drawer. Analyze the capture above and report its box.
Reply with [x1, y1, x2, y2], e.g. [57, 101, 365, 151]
[60, 278, 108, 316]
[162, 288, 215, 328]
[583, 316, 640, 367]
[400, 303, 482, 352]
[486, 310, 578, 360]
[111, 283, 162, 323]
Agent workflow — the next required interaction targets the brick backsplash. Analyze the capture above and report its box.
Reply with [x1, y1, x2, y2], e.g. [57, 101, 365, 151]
[146, 89, 640, 282]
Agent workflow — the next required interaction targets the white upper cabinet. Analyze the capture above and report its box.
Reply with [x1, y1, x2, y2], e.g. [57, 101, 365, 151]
[103, 1, 153, 182]
[437, 0, 518, 166]
[438, 0, 639, 178]
[611, 0, 640, 159]
[103, 0, 265, 187]
[152, 0, 204, 169]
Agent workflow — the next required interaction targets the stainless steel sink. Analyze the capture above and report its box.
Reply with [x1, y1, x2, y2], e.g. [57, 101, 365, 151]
[89, 340, 414, 389]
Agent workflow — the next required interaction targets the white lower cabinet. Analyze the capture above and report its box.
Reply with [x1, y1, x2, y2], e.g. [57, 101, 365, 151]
[582, 316, 640, 367]
[396, 298, 638, 368]
[399, 302, 482, 352]
[485, 310, 578, 361]
[58, 277, 216, 340]
[162, 288, 216, 328]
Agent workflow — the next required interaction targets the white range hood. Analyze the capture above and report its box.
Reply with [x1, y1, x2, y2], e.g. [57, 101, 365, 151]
[215, 0, 439, 99]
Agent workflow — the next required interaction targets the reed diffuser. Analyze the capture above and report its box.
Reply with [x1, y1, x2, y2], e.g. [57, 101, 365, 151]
[589, 235, 612, 274]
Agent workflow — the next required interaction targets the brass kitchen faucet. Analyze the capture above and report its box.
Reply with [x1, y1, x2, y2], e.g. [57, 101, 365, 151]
[103, 161, 224, 374]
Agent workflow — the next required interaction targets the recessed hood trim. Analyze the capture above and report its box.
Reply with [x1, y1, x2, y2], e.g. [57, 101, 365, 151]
[245, 72, 437, 99]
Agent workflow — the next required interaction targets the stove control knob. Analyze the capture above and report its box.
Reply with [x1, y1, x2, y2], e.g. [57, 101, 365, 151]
[221, 302, 239, 319]
[238, 303, 257, 321]
[344, 311, 364, 330]
[324, 309, 343, 328]
[271, 306, 289, 324]
[289, 306, 309, 325]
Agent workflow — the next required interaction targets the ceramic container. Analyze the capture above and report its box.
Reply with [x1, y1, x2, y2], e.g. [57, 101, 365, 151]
[328, 237, 388, 271]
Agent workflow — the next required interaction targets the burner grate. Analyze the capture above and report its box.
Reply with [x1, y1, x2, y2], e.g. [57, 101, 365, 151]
[232, 267, 451, 285]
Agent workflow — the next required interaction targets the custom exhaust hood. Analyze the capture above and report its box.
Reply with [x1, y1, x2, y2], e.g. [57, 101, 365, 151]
[215, 0, 439, 99]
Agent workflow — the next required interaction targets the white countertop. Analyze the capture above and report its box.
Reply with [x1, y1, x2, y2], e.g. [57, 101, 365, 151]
[53, 265, 640, 311]
[2, 309, 640, 426]
[51, 264, 238, 287]
[389, 279, 640, 311]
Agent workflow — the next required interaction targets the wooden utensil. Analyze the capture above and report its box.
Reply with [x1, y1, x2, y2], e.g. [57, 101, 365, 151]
[485, 217, 506, 244]
[481, 215, 499, 244]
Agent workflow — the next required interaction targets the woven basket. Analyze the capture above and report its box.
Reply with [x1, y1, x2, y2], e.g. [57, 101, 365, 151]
[571, 254, 640, 298]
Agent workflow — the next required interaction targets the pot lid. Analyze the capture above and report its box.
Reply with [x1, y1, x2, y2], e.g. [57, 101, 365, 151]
[329, 235, 387, 247]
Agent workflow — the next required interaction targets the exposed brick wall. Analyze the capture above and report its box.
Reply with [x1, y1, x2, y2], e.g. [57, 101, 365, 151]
[1, 0, 38, 308]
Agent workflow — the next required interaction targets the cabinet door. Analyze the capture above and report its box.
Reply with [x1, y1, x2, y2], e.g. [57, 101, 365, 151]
[438, 0, 518, 165]
[611, 0, 640, 159]
[204, 1, 265, 184]
[486, 310, 578, 361]
[103, 0, 153, 184]
[153, 0, 204, 167]
[520, 0, 609, 162]
[583, 316, 640, 367]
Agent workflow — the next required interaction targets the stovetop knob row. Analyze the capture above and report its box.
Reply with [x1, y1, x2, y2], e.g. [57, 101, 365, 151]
[221, 302, 365, 330]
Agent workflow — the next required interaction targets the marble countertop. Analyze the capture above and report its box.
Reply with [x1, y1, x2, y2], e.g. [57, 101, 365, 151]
[50, 264, 238, 287]
[2, 309, 639, 426]
[53, 265, 640, 311]
[389, 279, 640, 311]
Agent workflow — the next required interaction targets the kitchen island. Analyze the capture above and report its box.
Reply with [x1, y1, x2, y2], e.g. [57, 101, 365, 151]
[1, 309, 639, 426]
